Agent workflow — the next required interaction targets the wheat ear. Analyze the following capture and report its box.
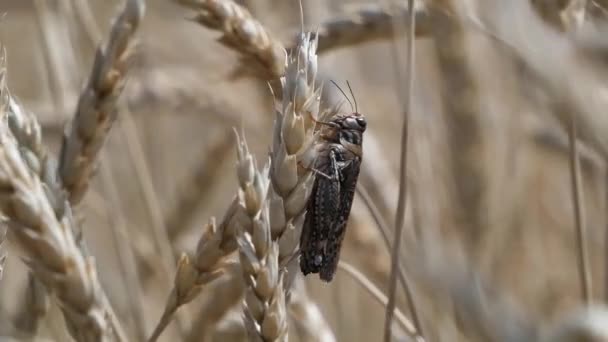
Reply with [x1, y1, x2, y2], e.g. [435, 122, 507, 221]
[234, 131, 288, 341]
[58, 0, 145, 204]
[176, 0, 287, 79]
[269, 32, 322, 286]
[0, 94, 113, 342]
[0, 51, 55, 337]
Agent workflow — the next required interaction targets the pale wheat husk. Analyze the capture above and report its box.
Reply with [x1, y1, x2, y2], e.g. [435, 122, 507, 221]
[58, 0, 145, 204]
[176, 0, 287, 79]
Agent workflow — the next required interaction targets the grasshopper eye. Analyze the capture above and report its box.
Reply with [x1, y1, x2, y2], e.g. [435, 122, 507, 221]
[356, 117, 367, 130]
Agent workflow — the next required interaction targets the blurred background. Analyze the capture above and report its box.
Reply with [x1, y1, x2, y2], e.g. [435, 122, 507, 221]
[2, 0, 608, 341]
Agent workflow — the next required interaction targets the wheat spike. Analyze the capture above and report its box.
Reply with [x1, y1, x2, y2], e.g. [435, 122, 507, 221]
[176, 0, 287, 79]
[0, 98, 113, 341]
[58, 0, 145, 204]
[233, 130, 288, 341]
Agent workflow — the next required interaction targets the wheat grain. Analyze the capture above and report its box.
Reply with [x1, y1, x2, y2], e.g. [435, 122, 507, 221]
[58, 0, 145, 204]
[176, 0, 287, 79]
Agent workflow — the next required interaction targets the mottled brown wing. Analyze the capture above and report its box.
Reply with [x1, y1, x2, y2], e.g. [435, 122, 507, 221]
[319, 155, 361, 281]
[300, 150, 341, 276]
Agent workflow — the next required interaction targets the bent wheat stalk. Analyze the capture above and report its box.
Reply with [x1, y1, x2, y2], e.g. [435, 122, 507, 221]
[310, 2, 432, 54]
[58, 0, 145, 204]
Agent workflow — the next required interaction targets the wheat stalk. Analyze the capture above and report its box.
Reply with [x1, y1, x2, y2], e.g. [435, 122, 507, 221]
[176, 0, 287, 79]
[58, 0, 145, 204]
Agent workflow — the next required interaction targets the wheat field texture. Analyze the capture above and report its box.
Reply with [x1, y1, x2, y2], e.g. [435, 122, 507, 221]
[1, 0, 608, 341]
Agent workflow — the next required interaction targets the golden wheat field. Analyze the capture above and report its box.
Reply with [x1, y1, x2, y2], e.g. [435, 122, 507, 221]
[2, 0, 608, 341]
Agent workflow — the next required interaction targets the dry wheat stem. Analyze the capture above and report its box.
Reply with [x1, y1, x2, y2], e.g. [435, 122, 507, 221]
[567, 109, 593, 305]
[117, 107, 178, 281]
[409, 241, 537, 341]
[58, 0, 145, 204]
[166, 132, 234, 243]
[289, 276, 336, 342]
[20, 3, 73, 334]
[176, 0, 287, 79]
[33, 0, 72, 112]
[185, 268, 245, 342]
[338, 261, 419, 339]
[0, 95, 113, 342]
[478, 0, 608, 158]
[13, 273, 50, 336]
[605, 169, 608, 303]
[357, 184, 423, 338]
[384, 0, 422, 341]
[99, 157, 147, 341]
[309, 2, 431, 54]
[0, 226, 5, 281]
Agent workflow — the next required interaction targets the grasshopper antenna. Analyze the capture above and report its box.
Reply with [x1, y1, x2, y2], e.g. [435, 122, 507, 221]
[330, 80, 354, 113]
[346, 80, 358, 113]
